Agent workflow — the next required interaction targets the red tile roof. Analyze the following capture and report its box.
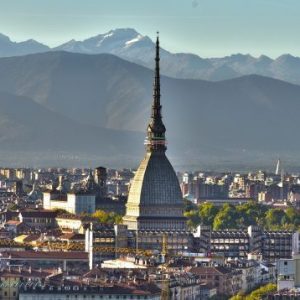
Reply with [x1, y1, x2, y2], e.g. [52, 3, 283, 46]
[190, 266, 231, 275]
[6, 220, 22, 225]
[2, 251, 88, 260]
[20, 210, 58, 218]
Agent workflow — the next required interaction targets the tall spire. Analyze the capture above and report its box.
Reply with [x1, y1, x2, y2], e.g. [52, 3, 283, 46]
[146, 32, 166, 152]
[154, 32, 161, 107]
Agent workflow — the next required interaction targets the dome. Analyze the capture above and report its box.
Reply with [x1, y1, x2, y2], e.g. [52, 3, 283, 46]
[123, 151, 186, 231]
[128, 152, 183, 207]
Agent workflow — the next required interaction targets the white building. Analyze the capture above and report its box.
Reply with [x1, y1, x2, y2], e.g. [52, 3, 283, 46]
[226, 259, 275, 293]
[277, 258, 295, 291]
[43, 190, 95, 215]
[276, 255, 300, 291]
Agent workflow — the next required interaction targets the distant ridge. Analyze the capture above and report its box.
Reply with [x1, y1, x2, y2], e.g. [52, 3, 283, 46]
[0, 90, 143, 167]
[0, 33, 49, 57]
[1, 52, 300, 169]
[2, 29, 300, 84]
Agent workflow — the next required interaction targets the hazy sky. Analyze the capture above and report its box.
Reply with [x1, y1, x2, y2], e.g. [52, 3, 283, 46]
[0, 0, 299, 58]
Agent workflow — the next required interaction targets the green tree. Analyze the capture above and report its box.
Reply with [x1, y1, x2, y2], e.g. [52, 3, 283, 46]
[230, 283, 276, 300]
[246, 283, 276, 300]
[213, 204, 238, 230]
[109, 212, 123, 224]
[285, 207, 300, 227]
[265, 208, 286, 229]
[184, 198, 197, 212]
[184, 210, 201, 228]
[199, 203, 219, 226]
[183, 200, 300, 231]
[230, 295, 244, 300]
[237, 201, 267, 226]
[93, 210, 110, 223]
[92, 210, 123, 224]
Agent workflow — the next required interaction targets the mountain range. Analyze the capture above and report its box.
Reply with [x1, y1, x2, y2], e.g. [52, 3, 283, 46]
[0, 33, 49, 57]
[1, 29, 300, 85]
[0, 89, 143, 167]
[1, 51, 300, 170]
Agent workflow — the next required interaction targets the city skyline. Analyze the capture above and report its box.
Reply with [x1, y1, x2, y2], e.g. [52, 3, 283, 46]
[1, 0, 300, 58]
[1, 2, 300, 299]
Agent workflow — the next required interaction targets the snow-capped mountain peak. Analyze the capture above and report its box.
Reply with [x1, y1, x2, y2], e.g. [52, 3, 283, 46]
[125, 34, 143, 47]
[54, 28, 151, 55]
[0, 33, 10, 42]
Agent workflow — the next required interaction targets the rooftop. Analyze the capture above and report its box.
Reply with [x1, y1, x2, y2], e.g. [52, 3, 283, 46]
[1, 250, 88, 261]
[19, 210, 58, 218]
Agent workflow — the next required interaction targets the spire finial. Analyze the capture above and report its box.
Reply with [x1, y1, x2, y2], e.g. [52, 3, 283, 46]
[145, 32, 166, 152]
[154, 31, 160, 105]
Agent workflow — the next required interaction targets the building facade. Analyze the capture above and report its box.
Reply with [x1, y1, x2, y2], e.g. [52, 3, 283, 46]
[194, 225, 297, 261]
[43, 190, 95, 214]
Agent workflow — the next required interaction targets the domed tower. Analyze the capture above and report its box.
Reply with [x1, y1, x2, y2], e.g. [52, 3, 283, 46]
[123, 34, 187, 232]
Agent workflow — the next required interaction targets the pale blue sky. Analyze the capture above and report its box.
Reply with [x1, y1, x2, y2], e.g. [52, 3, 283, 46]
[0, 0, 299, 58]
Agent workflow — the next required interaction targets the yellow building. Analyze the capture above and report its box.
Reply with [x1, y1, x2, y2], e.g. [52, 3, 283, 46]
[0, 273, 19, 300]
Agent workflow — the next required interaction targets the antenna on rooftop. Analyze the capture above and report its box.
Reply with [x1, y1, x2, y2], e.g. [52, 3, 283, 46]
[275, 158, 281, 175]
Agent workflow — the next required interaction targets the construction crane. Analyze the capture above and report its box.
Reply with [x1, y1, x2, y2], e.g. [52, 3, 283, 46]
[2, 232, 184, 260]
[4, 238, 152, 257]
[160, 233, 171, 300]
[160, 276, 171, 300]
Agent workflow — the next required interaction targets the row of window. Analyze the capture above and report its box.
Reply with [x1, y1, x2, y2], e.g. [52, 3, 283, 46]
[64, 294, 150, 299]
